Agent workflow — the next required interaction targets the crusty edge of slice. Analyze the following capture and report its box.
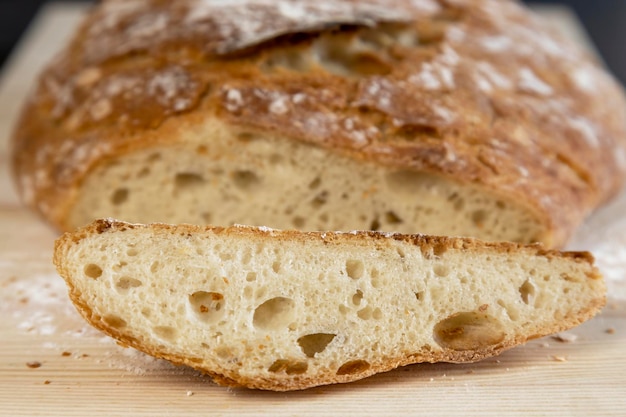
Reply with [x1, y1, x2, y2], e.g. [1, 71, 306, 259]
[53, 219, 606, 391]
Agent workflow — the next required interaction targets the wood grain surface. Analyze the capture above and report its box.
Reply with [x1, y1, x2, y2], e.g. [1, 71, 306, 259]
[0, 3, 625, 416]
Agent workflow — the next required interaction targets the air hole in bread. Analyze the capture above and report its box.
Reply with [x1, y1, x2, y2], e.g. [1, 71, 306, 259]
[292, 216, 306, 228]
[174, 172, 205, 189]
[253, 297, 295, 331]
[201, 212, 212, 223]
[357, 306, 382, 320]
[336, 360, 371, 376]
[219, 251, 233, 261]
[268, 359, 308, 375]
[241, 249, 252, 265]
[150, 261, 159, 273]
[272, 261, 281, 273]
[243, 285, 253, 298]
[352, 289, 364, 306]
[560, 273, 580, 283]
[497, 299, 519, 321]
[112, 261, 127, 272]
[346, 259, 364, 280]
[115, 276, 142, 292]
[126, 247, 139, 257]
[103, 314, 126, 329]
[370, 268, 383, 288]
[357, 306, 371, 319]
[311, 191, 328, 208]
[214, 346, 231, 359]
[369, 217, 381, 231]
[297, 333, 336, 358]
[448, 192, 465, 211]
[231, 170, 260, 190]
[414, 291, 423, 301]
[269, 153, 284, 165]
[433, 264, 450, 277]
[433, 311, 506, 351]
[386, 170, 435, 193]
[84, 263, 103, 279]
[472, 209, 488, 228]
[385, 211, 403, 225]
[256, 286, 267, 300]
[111, 188, 129, 205]
[153, 326, 177, 342]
[246, 272, 257, 282]
[189, 291, 225, 324]
[519, 279, 535, 305]
[308, 177, 321, 190]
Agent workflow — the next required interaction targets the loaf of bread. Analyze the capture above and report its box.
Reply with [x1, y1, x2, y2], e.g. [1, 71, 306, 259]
[54, 219, 605, 391]
[11, 0, 626, 247]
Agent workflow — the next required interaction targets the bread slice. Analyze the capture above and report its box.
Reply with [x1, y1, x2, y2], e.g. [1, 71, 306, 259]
[12, 0, 626, 247]
[54, 219, 605, 391]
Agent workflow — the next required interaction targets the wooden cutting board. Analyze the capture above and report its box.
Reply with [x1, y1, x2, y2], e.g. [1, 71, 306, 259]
[1, 3, 625, 416]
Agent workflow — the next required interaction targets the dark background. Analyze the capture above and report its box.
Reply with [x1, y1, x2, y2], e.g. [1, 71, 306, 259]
[1, 0, 625, 86]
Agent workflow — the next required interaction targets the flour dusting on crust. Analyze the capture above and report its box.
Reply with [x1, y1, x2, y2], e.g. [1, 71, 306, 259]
[10, 0, 626, 248]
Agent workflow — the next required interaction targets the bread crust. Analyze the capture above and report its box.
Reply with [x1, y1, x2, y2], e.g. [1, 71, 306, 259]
[12, 0, 626, 246]
[54, 219, 606, 391]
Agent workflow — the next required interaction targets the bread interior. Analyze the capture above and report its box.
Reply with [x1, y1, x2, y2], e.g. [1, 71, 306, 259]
[69, 121, 544, 243]
[57, 222, 602, 390]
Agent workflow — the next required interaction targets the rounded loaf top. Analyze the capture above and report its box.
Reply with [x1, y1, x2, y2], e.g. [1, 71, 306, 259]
[11, 0, 626, 246]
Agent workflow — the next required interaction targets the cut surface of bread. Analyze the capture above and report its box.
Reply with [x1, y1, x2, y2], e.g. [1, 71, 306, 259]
[12, 0, 626, 247]
[54, 219, 606, 391]
[68, 124, 545, 245]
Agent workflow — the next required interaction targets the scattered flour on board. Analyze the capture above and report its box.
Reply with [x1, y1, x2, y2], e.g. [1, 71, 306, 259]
[1, 272, 175, 375]
[567, 189, 626, 300]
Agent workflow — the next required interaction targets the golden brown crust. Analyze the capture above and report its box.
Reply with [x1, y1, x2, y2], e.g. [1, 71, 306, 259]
[14, 0, 626, 246]
[67, 218, 597, 262]
[54, 219, 606, 391]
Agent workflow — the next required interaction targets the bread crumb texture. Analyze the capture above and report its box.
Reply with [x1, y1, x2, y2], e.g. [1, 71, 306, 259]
[11, 0, 626, 248]
[53, 220, 606, 390]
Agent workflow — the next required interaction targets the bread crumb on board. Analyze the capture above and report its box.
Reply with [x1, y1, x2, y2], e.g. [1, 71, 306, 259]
[551, 332, 578, 343]
[26, 361, 42, 369]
